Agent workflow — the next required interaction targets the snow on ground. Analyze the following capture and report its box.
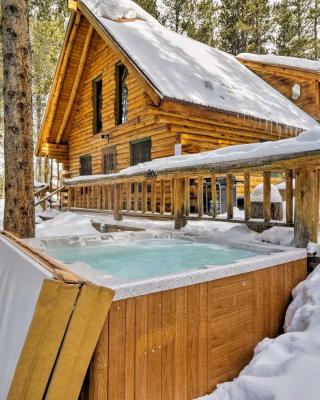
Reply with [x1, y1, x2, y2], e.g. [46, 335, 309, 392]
[67, 128, 320, 184]
[81, 0, 318, 131]
[36, 211, 97, 238]
[198, 264, 320, 400]
[237, 53, 320, 72]
[250, 183, 282, 202]
[259, 226, 294, 246]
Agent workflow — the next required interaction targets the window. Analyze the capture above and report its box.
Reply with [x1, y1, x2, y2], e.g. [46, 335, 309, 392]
[131, 138, 151, 166]
[115, 63, 128, 125]
[102, 147, 117, 174]
[291, 83, 301, 100]
[80, 154, 92, 176]
[93, 75, 103, 134]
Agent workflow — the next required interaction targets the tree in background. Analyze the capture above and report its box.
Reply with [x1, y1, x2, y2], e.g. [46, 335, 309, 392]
[1, 0, 35, 237]
[29, 0, 67, 181]
[242, 0, 271, 54]
[218, 0, 248, 54]
[135, 0, 159, 19]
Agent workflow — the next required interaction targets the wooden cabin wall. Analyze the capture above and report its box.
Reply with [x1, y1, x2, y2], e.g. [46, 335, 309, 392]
[45, 16, 302, 178]
[239, 62, 320, 121]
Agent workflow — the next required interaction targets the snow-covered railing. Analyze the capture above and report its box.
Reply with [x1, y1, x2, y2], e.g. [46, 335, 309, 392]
[65, 129, 320, 247]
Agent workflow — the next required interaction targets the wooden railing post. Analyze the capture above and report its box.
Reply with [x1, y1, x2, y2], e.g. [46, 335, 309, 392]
[67, 187, 74, 210]
[211, 174, 216, 218]
[226, 174, 233, 220]
[263, 171, 271, 222]
[171, 179, 175, 215]
[127, 182, 131, 212]
[114, 183, 123, 221]
[151, 181, 156, 213]
[141, 181, 147, 214]
[134, 182, 138, 212]
[160, 180, 165, 214]
[174, 178, 187, 229]
[185, 178, 190, 216]
[294, 168, 318, 247]
[244, 172, 251, 221]
[197, 177, 203, 217]
[285, 170, 293, 224]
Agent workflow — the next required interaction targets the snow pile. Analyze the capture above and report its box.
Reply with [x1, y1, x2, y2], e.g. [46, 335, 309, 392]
[67, 128, 320, 184]
[81, 0, 318, 130]
[34, 180, 46, 188]
[258, 226, 294, 246]
[83, 0, 158, 23]
[276, 179, 296, 190]
[238, 53, 320, 73]
[250, 183, 282, 202]
[36, 211, 98, 238]
[198, 265, 320, 400]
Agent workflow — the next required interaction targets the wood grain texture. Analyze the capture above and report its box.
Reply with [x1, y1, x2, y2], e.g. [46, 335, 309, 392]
[81, 259, 306, 399]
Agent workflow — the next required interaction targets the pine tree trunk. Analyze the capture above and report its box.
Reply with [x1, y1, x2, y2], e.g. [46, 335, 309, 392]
[1, 0, 35, 238]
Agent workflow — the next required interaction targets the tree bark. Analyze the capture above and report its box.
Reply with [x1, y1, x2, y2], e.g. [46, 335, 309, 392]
[35, 93, 42, 182]
[1, 0, 35, 238]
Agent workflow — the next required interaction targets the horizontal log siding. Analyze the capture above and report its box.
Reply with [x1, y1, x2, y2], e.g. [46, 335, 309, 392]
[64, 23, 174, 176]
[84, 259, 306, 400]
[241, 63, 320, 121]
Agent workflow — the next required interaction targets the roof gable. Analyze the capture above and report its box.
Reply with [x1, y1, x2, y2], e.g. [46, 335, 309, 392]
[80, 0, 318, 131]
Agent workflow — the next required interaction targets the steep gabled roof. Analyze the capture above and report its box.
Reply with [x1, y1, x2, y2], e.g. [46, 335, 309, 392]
[37, 0, 320, 156]
[237, 53, 320, 75]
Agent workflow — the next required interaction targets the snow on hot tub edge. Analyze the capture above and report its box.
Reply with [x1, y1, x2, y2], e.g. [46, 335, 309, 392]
[197, 264, 320, 400]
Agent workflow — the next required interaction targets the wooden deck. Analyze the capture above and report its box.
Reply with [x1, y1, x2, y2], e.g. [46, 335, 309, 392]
[81, 259, 306, 400]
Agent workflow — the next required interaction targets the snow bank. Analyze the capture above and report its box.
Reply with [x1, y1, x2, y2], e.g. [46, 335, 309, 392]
[238, 53, 320, 73]
[81, 0, 318, 131]
[258, 226, 294, 246]
[198, 265, 320, 400]
[250, 183, 282, 202]
[36, 211, 98, 238]
[67, 128, 320, 184]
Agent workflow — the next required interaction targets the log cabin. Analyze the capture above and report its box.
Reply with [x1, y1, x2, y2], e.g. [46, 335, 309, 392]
[35, 0, 319, 210]
[237, 53, 320, 122]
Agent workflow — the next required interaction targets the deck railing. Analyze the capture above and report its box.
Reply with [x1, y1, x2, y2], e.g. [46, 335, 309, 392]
[66, 164, 319, 247]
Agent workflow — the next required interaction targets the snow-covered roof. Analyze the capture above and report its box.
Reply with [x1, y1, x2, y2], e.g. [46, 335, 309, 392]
[80, 0, 318, 131]
[237, 53, 320, 74]
[66, 127, 320, 184]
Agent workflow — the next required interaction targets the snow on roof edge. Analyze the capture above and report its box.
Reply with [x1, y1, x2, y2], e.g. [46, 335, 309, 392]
[66, 127, 320, 185]
[237, 53, 320, 74]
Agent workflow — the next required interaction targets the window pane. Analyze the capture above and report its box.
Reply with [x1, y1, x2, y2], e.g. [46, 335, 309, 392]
[80, 155, 92, 176]
[116, 64, 128, 125]
[131, 139, 151, 166]
[103, 147, 117, 174]
[93, 76, 102, 134]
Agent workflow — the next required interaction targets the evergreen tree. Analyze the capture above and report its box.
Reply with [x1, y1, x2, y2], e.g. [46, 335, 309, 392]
[135, 0, 159, 19]
[218, 0, 247, 55]
[160, 0, 196, 34]
[243, 0, 271, 54]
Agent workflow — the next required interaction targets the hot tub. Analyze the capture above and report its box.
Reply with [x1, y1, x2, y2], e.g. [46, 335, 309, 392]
[37, 231, 307, 400]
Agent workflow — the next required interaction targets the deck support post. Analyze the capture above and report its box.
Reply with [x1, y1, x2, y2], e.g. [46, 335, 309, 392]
[67, 187, 74, 210]
[226, 174, 233, 220]
[263, 171, 271, 222]
[244, 172, 251, 221]
[294, 168, 318, 247]
[114, 183, 123, 221]
[211, 174, 217, 218]
[174, 178, 187, 229]
[285, 170, 293, 224]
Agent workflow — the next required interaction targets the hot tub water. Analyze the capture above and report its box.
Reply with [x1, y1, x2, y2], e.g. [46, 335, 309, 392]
[47, 238, 260, 281]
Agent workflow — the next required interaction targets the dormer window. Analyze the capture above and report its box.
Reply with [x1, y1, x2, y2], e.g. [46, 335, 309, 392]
[115, 63, 128, 125]
[93, 75, 103, 134]
[291, 83, 301, 100]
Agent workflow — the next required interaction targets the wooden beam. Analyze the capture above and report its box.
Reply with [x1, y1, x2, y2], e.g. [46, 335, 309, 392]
[226, 174, 233, 220]
[174, 178, 187, 229]
[114, 183, 122, 221]
[263, 171, 271, 222]
[197, 177, 203, 217]
[141, 181, 147, 214]
[185, 178, 190, 216]
[285, 170, 293, 224]
[151, 181, 156, 213]
[211, 174, 217, 218]
[160, 180, 165, 214]
[294, 168, 318, 247]
[56, 25, 94, 144]
[244, 172, 251, 221]
[68, 0, 77, 11]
